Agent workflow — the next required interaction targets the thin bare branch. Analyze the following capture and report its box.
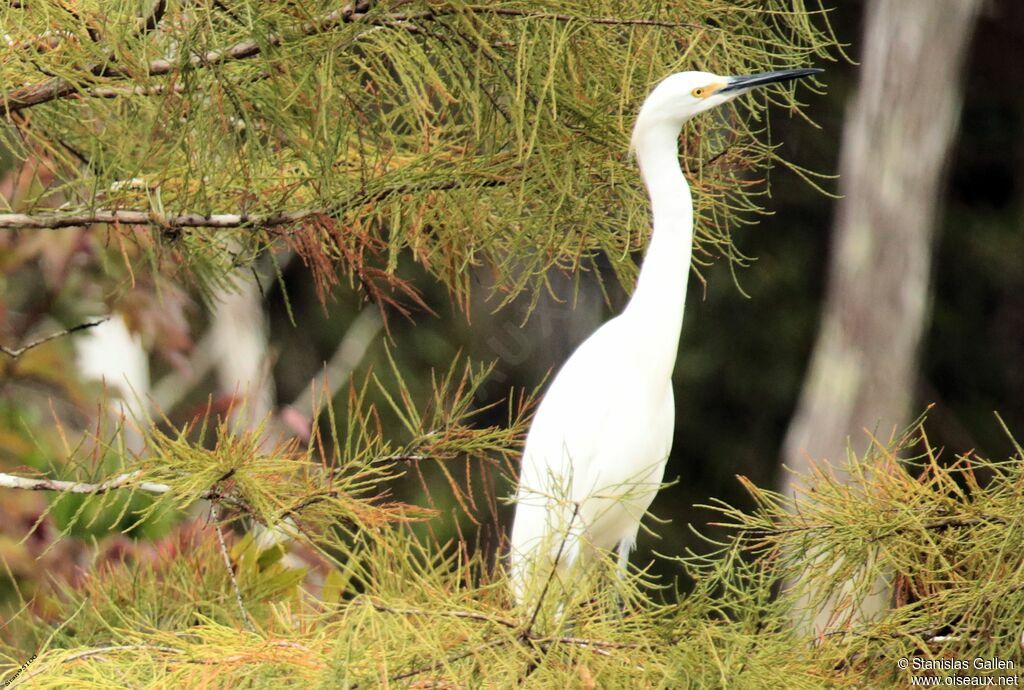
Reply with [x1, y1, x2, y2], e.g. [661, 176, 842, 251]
[364, 598, 518, 630]
[372, 637, 514, 688]
[0, 470, 254, 516]
[86, 82, 186, 98]
[210, 503, 257, 632]
[152, 250, 294, 414]
[84, 72, 269, 99]
[288, 308, 384, 419]
[17, 645, 182, 685]
[0, 209, 312, 230]
[729, 511, 1009, 540]
[525, 502, 581, 635]
[0, 469, 163, 494]
[378, 453, 428, 463]
[17, 640, 319, 684]
[0, 1, 374, 115]
[363, 598, 644, 649]
[0, 179, 508, 231]
[0, 317, 109, 359]
[540, 634, 646, 651]
[459, 6, 711, 29]
[138, 0, 168, 37]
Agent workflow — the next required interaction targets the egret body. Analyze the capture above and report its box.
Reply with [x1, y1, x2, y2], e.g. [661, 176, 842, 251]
[509, 68, 821, 606]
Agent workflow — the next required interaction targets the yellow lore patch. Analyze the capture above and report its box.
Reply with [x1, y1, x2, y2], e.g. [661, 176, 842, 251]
[692, 81, 727, 98]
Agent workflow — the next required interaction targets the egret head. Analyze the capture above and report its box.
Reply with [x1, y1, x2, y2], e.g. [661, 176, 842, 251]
[634, 68, 822, 139]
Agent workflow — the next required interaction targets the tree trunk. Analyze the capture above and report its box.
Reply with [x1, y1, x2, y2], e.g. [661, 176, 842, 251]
[781, 0, 981, 634]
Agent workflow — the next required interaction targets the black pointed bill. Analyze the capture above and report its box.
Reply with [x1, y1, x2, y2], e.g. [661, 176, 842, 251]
[717, 68, 823, 94]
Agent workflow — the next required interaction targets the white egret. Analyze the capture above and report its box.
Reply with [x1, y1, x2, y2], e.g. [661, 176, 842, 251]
[76, 313, 150, 424]
[509, 67, 821, 607]
[76, 313, 151, 453]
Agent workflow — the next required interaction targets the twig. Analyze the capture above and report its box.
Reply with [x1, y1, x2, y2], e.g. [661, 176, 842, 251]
[541, 634, 645, 651]
[150, 327, 218, 412]
[706, 145, 736, 166]
[821, 626, 983, 646]
[86, 82, 186, 98]
[462, 6, 710, 30]
[0, 3, 705, 116]
[0, 469, 164, 495]
[364, 598, 652, 651]
[0, 209, 313, 230]
[288, 308, 383, 419]
[731, 511, 1008, 540]
[386, 6, 707, 30]
[0, 317, 109, 359]
[379, 453, 427, 463]
[85, 71, 269, 99]
[0, 2, 376, 115]
[0, 178, 509, 231]
[152, 249, 294, 414]
[513, 502, 584, 682]
[0, 470, 255, 517]
[60, 4, 102, 44]
[138, 0, 168, 36]
[0, 470, 254, 517]
[525, 502, 581, 635]
[15, 639, 319, 684]
[372, 637, 513, 688]
[15, 644, 182, 685]
[364, 598, 517, 630]
[210, 503, 256, 632]
[277, 490, 345, 520]
[354, 594, 652, 686]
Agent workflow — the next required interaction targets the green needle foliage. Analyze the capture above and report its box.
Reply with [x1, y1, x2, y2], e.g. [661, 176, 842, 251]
[5, 409, 1024, 686]
[0, 0, 835, 305]
[27, 2, 1020, 687]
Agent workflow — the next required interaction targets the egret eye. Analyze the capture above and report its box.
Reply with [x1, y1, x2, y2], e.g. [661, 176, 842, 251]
[691, 87, 705, 98]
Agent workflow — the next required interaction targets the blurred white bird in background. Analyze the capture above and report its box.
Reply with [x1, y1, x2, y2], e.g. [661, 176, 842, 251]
[76, 313, 150, 434]
[509, 67, 822, 608]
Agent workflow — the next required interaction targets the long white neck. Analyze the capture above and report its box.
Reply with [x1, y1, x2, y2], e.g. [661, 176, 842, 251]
[624, 116, 693, 374]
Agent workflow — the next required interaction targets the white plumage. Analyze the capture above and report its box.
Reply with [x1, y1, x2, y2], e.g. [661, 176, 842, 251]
[76, 313, 150, 423]
[509, 68, 821, 606]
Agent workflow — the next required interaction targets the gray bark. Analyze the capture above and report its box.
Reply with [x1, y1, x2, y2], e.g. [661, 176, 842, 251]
[781, 0, 982, 634]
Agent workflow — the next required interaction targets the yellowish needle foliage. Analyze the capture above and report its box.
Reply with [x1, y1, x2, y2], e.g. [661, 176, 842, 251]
[0, 0, 837, 306]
